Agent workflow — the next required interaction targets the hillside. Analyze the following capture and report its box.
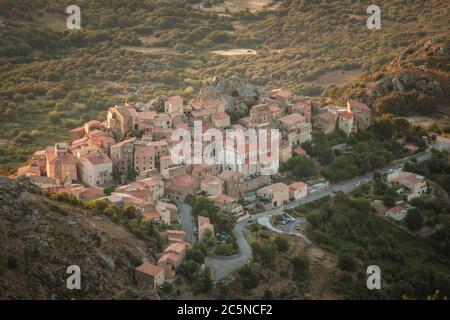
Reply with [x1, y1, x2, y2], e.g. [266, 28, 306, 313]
[0, 176, 158, 299]
[0, 0, 449, 174]
[346, 34, 450, 116]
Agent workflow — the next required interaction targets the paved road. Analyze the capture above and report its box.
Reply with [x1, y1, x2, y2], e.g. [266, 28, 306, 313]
[177, 202, 196, 243]
[206, 148, 435, 281]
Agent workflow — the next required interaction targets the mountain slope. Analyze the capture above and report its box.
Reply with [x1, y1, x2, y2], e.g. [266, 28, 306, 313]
[346, 34, 450, 115]
[0, 177, 158, 299]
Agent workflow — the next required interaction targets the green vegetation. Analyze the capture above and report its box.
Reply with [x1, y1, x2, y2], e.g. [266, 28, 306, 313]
[1, 0, 449, 174]
[291, 254, 310, 283]
[186, 194, 237, 255]
[238, 264, 261, 291]
[48, 191, 165, 252]
[304, 192, 450, 299]
[280, 155, 316, 180]
[251, 239, 277, 268]
[404, 150, 450, 194]
[299, 116, 429, 182]
[375, 90, 437, 116]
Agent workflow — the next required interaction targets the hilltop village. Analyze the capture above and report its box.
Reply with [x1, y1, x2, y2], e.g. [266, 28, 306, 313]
[13, 78, 377, 287]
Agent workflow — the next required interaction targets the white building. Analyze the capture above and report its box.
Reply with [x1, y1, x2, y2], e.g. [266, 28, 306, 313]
[78, 152, 113, 187]
[385, 206, 408, 222]
[289, 181, 308, 200]
[386, 170, 427, 200]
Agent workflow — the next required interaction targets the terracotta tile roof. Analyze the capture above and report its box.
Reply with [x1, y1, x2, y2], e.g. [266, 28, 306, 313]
[156, 113, 171, 121]
[272, 88, 291, 98]
[171, 175, 194, 190]
[292, 102, 311, 113]
[294, 147, 307, 156]
[395, 171, 426, 185]
[250, 104, 270, 115]
[198, 215, 211, 226]
[218, 170, 244, 180]
[387, 205, 405, 215]
[202, 175, 222, 185]
[164, 242, 189, 254]
[278, 113, 304, 126]
[212, 112, 229, 120]
[111, 138, 135, 149]
[83, 153, 111, 166]
[348, 99, 370, 111]
[269, 105, 282, 113]
[142, 210, 161, 220]
[168, 95, 183, 105]
[289, 181, 307, 190]
[158, 252, 181, 264]
[139, 177, 161, 188]
[213, 194, 236, 204]
[33, 150, 46, 156]
[134, 144, 155, 157]
[192, 164, 205, 172]
[137, 111, 157, 120]
[258, 182, 288, 193]
[79, 186, 104, 199]
[135, 263, 164, 276]
[339, 111, 353, 120]
[316, 110, 337, 122]
[167, 230, 186, 236]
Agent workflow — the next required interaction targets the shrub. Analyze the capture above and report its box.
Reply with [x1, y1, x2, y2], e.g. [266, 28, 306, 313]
[338, 253, 357, 272]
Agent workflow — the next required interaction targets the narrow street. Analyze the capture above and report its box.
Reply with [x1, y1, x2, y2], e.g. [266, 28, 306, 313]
[177, 202, 196, 244]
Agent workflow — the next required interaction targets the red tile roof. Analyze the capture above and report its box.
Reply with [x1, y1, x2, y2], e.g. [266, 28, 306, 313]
[135, 263, 164, 276]
[339, 111, 353, 120]
[348, 99, 370, 111]
[142, 210, 161, 220]
[289, 181, 307, 190]
[158, 252, 181, 264]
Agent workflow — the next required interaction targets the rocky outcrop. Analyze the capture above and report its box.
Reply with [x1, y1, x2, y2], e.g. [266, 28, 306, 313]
[194, 76, 262, 115]
[0, 177, 157, 299]
[348, 34, 449, 108]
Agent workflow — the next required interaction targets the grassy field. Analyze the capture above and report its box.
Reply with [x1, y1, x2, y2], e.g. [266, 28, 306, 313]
[307, 68, 365, 87]
[0, 0, 449, 174]
[192, 0, 276, 13]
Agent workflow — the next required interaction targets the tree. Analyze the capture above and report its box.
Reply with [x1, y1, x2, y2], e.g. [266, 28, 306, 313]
[405, 209, 424, 231]
[281, 156, 316, 179]
[291, 255, 310, 282]
[273, 236, 289, 252]
[239, 264, 260, 290]
[187, 248, 205, 264]
[338, 253, 357, 272]
[383, 195, 396, 207]
[251, 240, 277, 268]
[196, 268, 213, 293]
[47, 111, 62, 124]
[177, 261, 200, 281]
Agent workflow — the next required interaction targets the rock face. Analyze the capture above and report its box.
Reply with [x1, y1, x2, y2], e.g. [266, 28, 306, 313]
[0, 177, 157, 299]
[348, 35, 449, 107]
[194, 76, 262, 115]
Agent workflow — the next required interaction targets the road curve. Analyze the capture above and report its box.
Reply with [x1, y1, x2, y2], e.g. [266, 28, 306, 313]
[206, 149, 434, 281]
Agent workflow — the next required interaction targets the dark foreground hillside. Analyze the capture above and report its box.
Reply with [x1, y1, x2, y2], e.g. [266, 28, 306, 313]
[0, 176, 157, 299]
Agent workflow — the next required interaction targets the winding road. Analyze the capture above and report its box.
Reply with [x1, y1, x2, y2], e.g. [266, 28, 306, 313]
[205, 148, 436, 281]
